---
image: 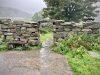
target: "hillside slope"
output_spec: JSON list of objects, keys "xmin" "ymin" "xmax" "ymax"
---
[{"xmin": 0, "ymin": 6, "xmax": 32, "ymax": 19}]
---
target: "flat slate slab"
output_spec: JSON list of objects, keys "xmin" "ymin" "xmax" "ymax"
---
[{"xmin": 88, "ymin": 51, "xmax": 100, "ymax": 59}]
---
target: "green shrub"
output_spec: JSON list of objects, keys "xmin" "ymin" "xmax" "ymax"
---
[
  {"xmin": 72, "ymin": 46, "xmax": 88, "ymax": 58},
  {"xmin": 51, "ymin": 32, "xmax": 100, "ymax": 56},
  {"xmin": 27, "ymin": 45, "xmax": 33, "ymax": 50},
  {"xmin": 32, "ymin": 42, "xmax": 42, "ymax": 50},
  {"xmin": 14, "ymin": 46, "xmax": 22, "ymax": 51},
  {"xmin": 0, "ymin": 45, "xmax": 7, "ymax": 51},
  {"xmin": 37, "ymin": 42, "xmax": 42, "ymax": 49},
  {"xmin": 51, "ymin": 42, "xmax": 70, "ymax": 55},
  {"xmin": 27, "ymin": 42, "xmax": 42, "ymax": 50}
]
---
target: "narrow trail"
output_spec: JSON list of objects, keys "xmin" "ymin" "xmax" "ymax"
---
[
  {"xmin": 0, "ymin": 37, "xmax": 72, "ymax": 75},
  {"xmin": 40, "ymin": 38, "xmax": 72, "ymax": 75}
]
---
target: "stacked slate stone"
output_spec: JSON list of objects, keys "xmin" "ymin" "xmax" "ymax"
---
[
  {"xmin": 0, "ymin": 19, "xmax": 12, "ymax": 41},
  {"xmin": 0, "ymin": 19, "xmax": 40, "ymax": 46},
  {"xmin": 38, "ymin": 20, "xmax": 53, "ymax": 29},
  {"xmin": 81, "ymin": 22, "xmax": 100, "ymax": 37},
  {"xmin": 53, "ymin": 20, "xmax": 100, "ymax": 43},
  {"xmin": 53, "ymin": 21, "xmax": 75, "ymax": 42},
  {"xmin": 23, "ymin": 21, "xmax": 40, "ymax": 46}
]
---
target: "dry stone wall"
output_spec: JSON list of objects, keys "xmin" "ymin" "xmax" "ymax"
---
[
  {"xmin": 53, "ymin": 21, "xmax": 100, "ymax": 42},
  {"xmin": 0, "ymin": 19, "xmax": 40, "ymax": 46},
  {"xmin": 38, "ymin": 20, "xmax": 53, "ymax": 29}
]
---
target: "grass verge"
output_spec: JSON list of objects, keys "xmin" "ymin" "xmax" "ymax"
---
[
  {"xmin": 51, "ymin": 31, "xmax": 100, "ymax": 75},
  {"xmin": 66, "ymin": 52, "xmax": 100, "ymax": 75},
  {"xmin": 40, "ymin": 32, "xmax": 53, "ymax": 42}
]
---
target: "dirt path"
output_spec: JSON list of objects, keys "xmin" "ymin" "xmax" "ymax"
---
[{"xmin": 0, "ymin": 38, "xmax": 72, "ymax": 75}]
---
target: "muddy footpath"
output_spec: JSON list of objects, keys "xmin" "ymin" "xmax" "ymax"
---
[{"xmin": 0, "ymin": 38, "xmax": 72, "ymax": 75}]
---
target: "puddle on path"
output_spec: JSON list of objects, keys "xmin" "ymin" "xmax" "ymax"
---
[{"xmin": 40, "ymin": 40, "xmax": 51, "ymax": 75}]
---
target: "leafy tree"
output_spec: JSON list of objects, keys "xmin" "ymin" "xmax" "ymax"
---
[
  {"xmin": 31, "ymin": 11, "xmax": 44, "ymax": 22},
  {"xmin": 43, "ymin": 0, "xmax": 100, "ymax": 22}
]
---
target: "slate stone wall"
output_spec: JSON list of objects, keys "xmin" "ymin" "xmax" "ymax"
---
[
  {"xmin": 38, "ymin": 20, "xmax": 53, "ymax": 29},
  {"xmin": 53, "ymin": 21, "xmax": 100, "ymax": 42},
  {"xmin": 0, "ymin": 19, "xmax": 40, "ymax": 46}
]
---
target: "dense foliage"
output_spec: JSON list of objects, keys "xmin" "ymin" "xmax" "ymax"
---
[
  {"xmin": 0, "ymin": 45, "xmax": 7, "ymax": 52},
  {"xmin": 0, "ymin": 39, "xmax": 9, "ymax": 52},
  {"xmin": 51, "ymin": 31, "xmax": 100, "ymax": 57},
  {"xmin": 43, "ymin": 0, "xmax": 99, "ymax": 22}
]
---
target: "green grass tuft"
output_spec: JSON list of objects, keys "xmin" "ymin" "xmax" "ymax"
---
[
  {"xmin": 40, "ymin": 32, "xmax": 53, "ymax": 42},
  {"xmin": 0, "ymin": 45, "xmax": 7, "ymax": 52},
  {"xmin": 27, "ymin": 43, "xmax": 42, "ymax": 50},
  {"xmin": 14, "ymin": 46, "xmax": 22, "ymax": 51},
  {"xmin": 66, "ymin": 52, "xmax": 100, "ymax": 75}
]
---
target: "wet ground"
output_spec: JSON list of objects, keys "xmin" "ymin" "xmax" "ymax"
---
[{"xmin": 0, "ymin": 38, "xmax": 72, "ymax": 75}]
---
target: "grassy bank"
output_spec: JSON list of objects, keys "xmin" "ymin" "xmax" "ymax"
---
[
  {"xmin": 40, "ymin": 32, "xmax": 53, "ymax": 42},
  {"xmin": 51, "ymin": 32, "xmax": 100, "ymax": 75},
  {"xmin": 66, "ymin": 52, "xmax": 100, "ymax": 75}
]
